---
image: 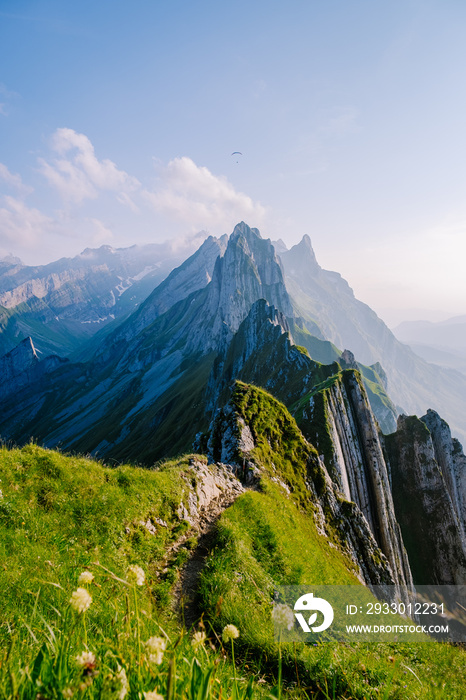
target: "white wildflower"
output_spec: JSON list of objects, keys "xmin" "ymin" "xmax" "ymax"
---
[
  {"xmin": 145, "ymin": 635, "xmax": 166, "ymax": 665},
  {"xmin": 115, "ymin": 665, "xmax": 129, "ymax": 700},
  {"xmin": 75, "ymin": 650, "xmax": 96, "ymax": 668},
  {"xmin": 78, "ymin": 570, "xmax": 94, "ymax": 585},
  {"xmin": 222, "ymin": 624, "xmax": 239, "ymax": 642},
  {"xmin": 191, "ymin": 630, "xmax": 206, "ymax": 647},
  {"xmin": 70, "ymin": 587, "xmax": 92, "ymax": 613},
  {"xmin": 143, "ymin": 692, "xmax": 164, "ymax": 700},
  {"xmin": 127, "ymin": 564, "xmax": 145, "ymax": 586},
  {"xmin": 272, "ymin": 603, "xmax": 295, "ymax": 630}
]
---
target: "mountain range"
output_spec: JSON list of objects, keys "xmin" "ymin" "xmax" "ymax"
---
[
  {"xmin": 0, "ymin": 241, "xmax": 188, "ymax": 359},
  {"xmin": 1, "ymin": 221, "xmax": 466, "ymax": 592}
]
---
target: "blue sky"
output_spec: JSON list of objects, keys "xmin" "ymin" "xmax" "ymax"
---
[{"xmin": 1, "ymin": 0, "xmax": 466, "ymax": 325}]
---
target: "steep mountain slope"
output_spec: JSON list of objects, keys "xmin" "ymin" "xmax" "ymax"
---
[
  {"xmin": 0, "ymin": 242, "xmax": 188, "ymax": 357},
  {"xmin": 73, "ymin": 233, "xmax": 228, "ymax": 362},
  {"xmin": 394, "ymin": 341, "xmax": 466, "ymax": 376},
  {"xmin": 280, "ymin": 236, "xmax": 466, "ymax": 444},
  {"xmin": 0, "ymin": 224, "xmax": 293, "ymax": 458},
  {"xmin": 205, "ymin": 381, "xmax": 412, "ymax": 592},
  {"xmin": 0, "ymin": 336, "xmax": 67, "ymax": 402},
  {"xmin": 3, "ymin": 223, "xmax": 466, "ymax": 697}
]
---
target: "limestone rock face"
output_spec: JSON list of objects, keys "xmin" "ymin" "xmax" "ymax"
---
[
  {"xmin": 421, "ymin": 409, "xmax": 466, "ymax": 540},
  {"xmin": 177, "ymin": 457, "xmax": 245, "ymax": 527},
  {"xmin": 206, "ymin": 298, "xmax": 299, "ymax": 411},
  {"xmin": 339, "ymin": 349, "xmax": 359, "ymax": 370},
  {"xmin": 384, "ymin": 414, "xmax": 466, "ymax": 585},
  {"xmin": 297, "ymin": 370, "xmax": 413, "ymax": 591},
  {"xmin": 109, "ymin": 234, "xmax": 228, "ymax": 342},
  {"xmin": 194, "ymin": 222, "xmax": 293, "ymax": 353},
  {"xmin": 206, "ymin": 404, "xmax": 259, "ymax": 484}
]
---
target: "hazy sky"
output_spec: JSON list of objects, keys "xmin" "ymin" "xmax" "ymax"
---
[{"xmin": 1, "ymin": 0, "xmax": 466, "ymax": 325}]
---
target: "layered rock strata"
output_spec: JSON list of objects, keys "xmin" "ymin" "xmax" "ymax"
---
[
  {"xmin": 204, "ymin": 385, "xmax": 413, "ymax": 596},
  {"xmin": 384, "ymin": 414, "xmax": 466, "ymax": 585}
]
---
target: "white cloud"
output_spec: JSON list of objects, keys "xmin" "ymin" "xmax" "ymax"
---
[
  {"xmin": 38, "ymin": 128, "xmax": 140, "ymax": 204},
  {"xmin": 0, "ymin": 195, "xmax": 54, "ymax": 246},
  {"xmin": 0, "ymin": 162, "xmax": 33, "ymax": 194},
  {"xmin": 143, "ymin": 156, "xmax": 266, "ymax": 231}
]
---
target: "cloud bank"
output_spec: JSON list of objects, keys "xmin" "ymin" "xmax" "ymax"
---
[
  {"xmin": 38, "ymin": 128, "xmax": 140, "ymax": 204},
  {"xmin": 144, "ymin": 156, "xmax": 266, "ymax": 231},
  {"xmin": 0, "ymin": 128, "xmax": 266, "ymax": 262}
]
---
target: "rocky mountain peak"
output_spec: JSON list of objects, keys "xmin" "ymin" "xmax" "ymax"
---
[
  {"xmin": 0, "ymin": 254, "xmax": 23, "ymax": 267},
  {"xmin": 203, "ymin": 223, "xmax": 293, "ymax": 351},
  {"xmin": 230, "ymin": 221, "xmax": 261, "ymax": 243},
  {"xmin": 339, "ymin": 349, "xmax": 358, "ymax": 369},
  {"xmin": 384, "ymin": 413, "xmax": 466, "ymax": 584},
  {"xmin": 80, "ymin": 244, "xmax": 116, "ymax": 258},
  {"xmin": 282, "ymin": 234, "xmax": 320, "ymax": 274}
]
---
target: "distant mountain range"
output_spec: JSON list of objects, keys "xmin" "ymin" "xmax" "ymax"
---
[
  {"xmin": 0, "ymin": 242, "xmax": 187, "ymax": 358},
  {"xmin": 393, "ymin": 316, "xmax": 466, "ymax": 376}
]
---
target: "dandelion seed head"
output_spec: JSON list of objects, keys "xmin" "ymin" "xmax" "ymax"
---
[
  {"xmin": 70, "ymin": 587, "xmax": 92, "ymax": 613},
  {"xmin": 127, "ymin": 564, "xmax": 145, "ymax": 586},
  {"xmin": 272, "ymin": 603, "xmax": 295, "ymax": 630},
  {"xmin": 78, "ymin": 570, "xmax": 94, "ymax": 585},
  {"xmin": 145, "ymin": 636, "xmax": 166, "ymax": 665},
  {"xmin": 222, "ymin": 624, "xmax": 239, "ymax": 642},
  {"xmin": 191, "ymin": 630, "xmax": 206, "ymax": 647}
]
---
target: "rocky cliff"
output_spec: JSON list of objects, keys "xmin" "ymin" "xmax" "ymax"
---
[
  {"xmin": 384, "ymin": 412, "xmax": 466, "ymax": 585},
  {"xmin": 290, "ymin": 370, "xmax": 413, "ymax": 591},
  {"xmin": 204, "ymin": 382, "xmax": 413, "ymax": 595}
]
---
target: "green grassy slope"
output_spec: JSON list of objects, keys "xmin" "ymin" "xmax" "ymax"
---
[
  {"xmin": 0, "ymin": 444, "xmax": 267, "ymax": 699},
  {"xmin": 1, "ymin": 438, "xmax": 464, "ymax": 698}
]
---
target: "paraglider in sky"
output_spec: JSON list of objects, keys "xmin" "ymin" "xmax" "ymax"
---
[{"xmin": 231, "ymin": 151, "xmax": 242, "ymax": 163}]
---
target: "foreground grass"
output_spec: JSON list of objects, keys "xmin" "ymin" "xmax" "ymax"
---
[
  {"xmin": 1, "ymin": 442, "xmax": 465, "ymax": 698},
  {"xmin": 0, "ymin": 444, "xmax": 266, "ymax": 698}
]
